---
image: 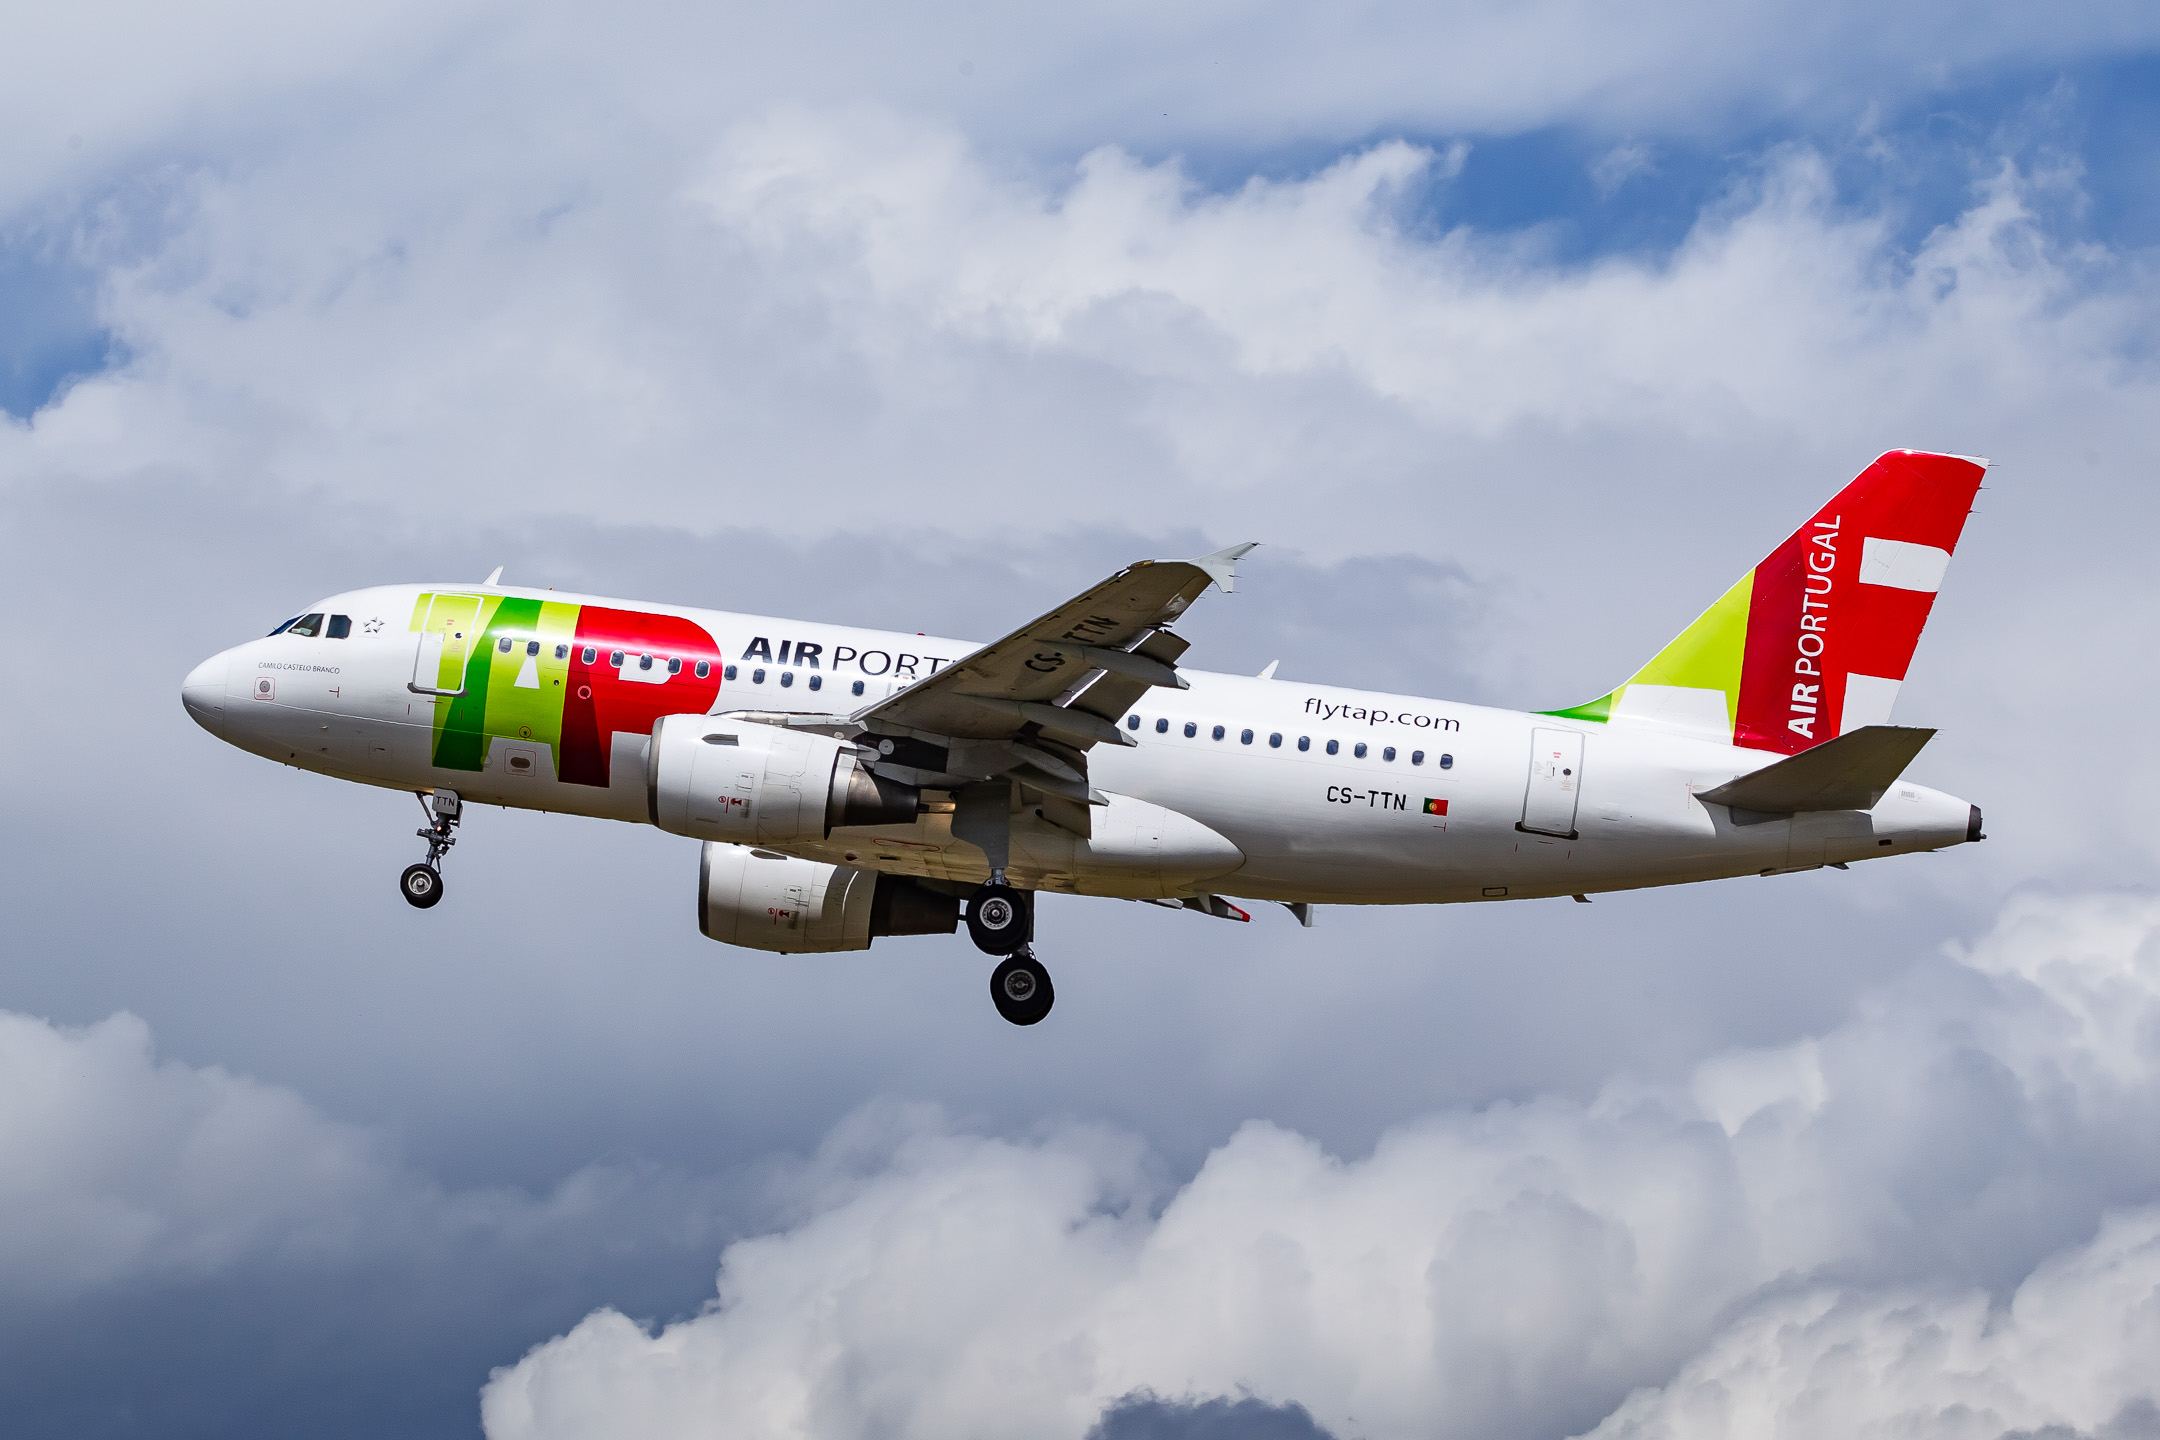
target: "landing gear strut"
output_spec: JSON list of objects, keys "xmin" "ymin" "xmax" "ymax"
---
[
  {"xmin": 401, "ymin": 790, "xmax": 461, "ymax": 909},
  {"xmin": 973, "ymin": 875, "xmax": 1052, "ymax": 1025}
]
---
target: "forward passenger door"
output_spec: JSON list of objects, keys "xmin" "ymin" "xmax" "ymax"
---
[{"xmin": 409, "ymin": 594, "xmax": 486, "ymax": 696}]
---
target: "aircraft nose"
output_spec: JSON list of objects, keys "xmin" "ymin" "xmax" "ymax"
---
[{"xmin": 182, "ymin": 652, "xmax": 230, "ymax": 737}]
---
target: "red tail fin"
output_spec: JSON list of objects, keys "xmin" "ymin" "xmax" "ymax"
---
[
  {"xmin": 1554, "ymin": 451, "xmax": 1987, "ymax": 753},
  {"xmin": 1735, "ymin": 451, "xmax": 1986, "ymax": 753}
]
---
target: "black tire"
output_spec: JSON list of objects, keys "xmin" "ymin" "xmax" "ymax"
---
[
  {"xmin": 400, "ymin": 863, "xmax": 444, "ymax": 909},
  {"xmin": 966, "ymin": 883, "xmax": 1031, "ymax": 955},
  {"xmin": 989, "ymin": 954, "xmax": 1054, "ymax": 1026}
]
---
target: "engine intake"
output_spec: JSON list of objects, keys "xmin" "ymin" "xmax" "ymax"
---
[
  {"xmin": 698, "ymin": 843, "xmax": 958, "ymax": 953},
  {"xmin": 648, "ymin": 715, "xmax": 921, "ymax": 843}
]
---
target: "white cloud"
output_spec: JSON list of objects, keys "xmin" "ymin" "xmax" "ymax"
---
[
  {"xmin": 0, "ymin": 1004, "xmax": 717, "ymax": 1306},
  {"xmin": 15, "ymin": 109, "xmax": 2153, "ymax": 568},
  {"xmin": 1591, "ymin": 142, "xmax": 1657, "ymax": 196},
  {"xmin": 1586, "ymin": 1209, "xmax": 2160, "ymax": 1440},
  {"xmin": 480, "ymin": 891, "xmax": 2160, "ymax": 1440},
  {"xmin": 0, "ymin": 1007, "xmax": 400, "ymax": 1298},
  {"xmin": 9, "ymin": 0, "xmax": 2160, "ymax": 217}
]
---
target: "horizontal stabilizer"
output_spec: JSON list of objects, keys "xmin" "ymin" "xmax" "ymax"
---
[{"xmin": 1697, "ymin": 725, "xmax": 1935, "ymax": 814}]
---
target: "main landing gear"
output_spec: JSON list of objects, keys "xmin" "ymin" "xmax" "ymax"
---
[
  {"xmin": 400, "ymin": 790, "xmax": 461, "ymax": 910},
  {"xmin": 970, "ymin": 876, "xmax": 1052, "ymax": 1026}
]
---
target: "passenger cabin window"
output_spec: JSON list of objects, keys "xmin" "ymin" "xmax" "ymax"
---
[
  {"xmin": 1268, "ymin": 733, "xmax": 1282, "ymax": 748},
  {"xmin": 808, "ymin": 674, "xmax": 821, "ymax": 691},
  {"xmin": 1156, "ymin": 718, "xmax": 1169, "ymax": 733},
  {"xmin": 1439, "ymin": 753, "xmax": 1454, "ymax": 769},
  {"xmin": 1382, "ymin": 746, "xmax": 1396, "ymax": 761},
  {"xmin": 668, "ymin": 657, "xmax": 682, "ymax": 674},
  {"xmin": 287, "ymin": 614, "xmax": 324, "ymax": 637},
  {"xmin": 1355, "ymin": 743, "xmax": 1368, "ymax": 758},
  {"xmin": 852, "ymin": 680, "xmax": 865, "ymax": 696},
  {"xmin": 1211, "ymin": 725, "xmax": 1226, "ymax": 741},
  {"xmin": 724, "ymin": 664, "xmax": 738, "ymax": 681},
  {"xmin": 780, "ymin": 670, "xmax": 794, "ymax": 687},
  {"xmin": 555, "ymin": 644, "xmax": 569, "ymax": 660},
  {"xmin": 1240, "ymin": 729, "xmax": 1254, "ymax": 744},
  {"xmin": 1412, "ymin": 750, "xmax": 1425, "ymax": 765},
  {"xmin": 753, "ymin": 668, "xmax": 766, "ymax": 684},
  {"xmin": 327, "ymin": 615, "xmax": 352, "ymax": 639},
  {"xmin": 638, "ymin": 654, "xmax": 654, "ymax": 671},
  {"xmin": 1297, "ymin": 736, "xmax": 1310, "ymax": 751},
  {"xmin": 581, "ymin": 646, "xmax": 597, "ymax": 664},
  {"xmin": 268, "ymin": 616, "xmax": 300, "ymax": 636},
  {"xmin": 1183, "ymin": 722, "xmax": 1197, "ymax": 738},
  {"xmin": 609, "ymin": 650, "xmax": 624, "ymax": 666},
  {"xmin": 1126, "ymin": 715, "xmax": 1141, "ymax": 730},
  {"xmin": 527, "ymin": 640, "xmax": 541, "ymax": 657},
  {"xmin": 498, "ymin": 637, "xmax": 513, "ymax": 653},
  {"xmin": 1326, "ymin": 739, "xmax": 1339, "ymax": 755},
  {"xmin": 695, "ymin": 660, "xmax": 710, "ymax": 679}
]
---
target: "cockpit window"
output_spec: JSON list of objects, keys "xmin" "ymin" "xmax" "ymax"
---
[
  {"xmin": 287, "ymin": 614, "xmax": 325, "ymax": 637},
  {"xmin": 267, "ymin": 616, "xmax": 300, "ymax": 636},
  {"xmin": 327, "ymin": 615, "xmax": 352, "ymax": 639}
]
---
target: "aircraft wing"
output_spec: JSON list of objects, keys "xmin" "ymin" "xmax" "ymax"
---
[{"xmin": 840, "ymin": 543, "xmax": 1255, "ymax": 823}]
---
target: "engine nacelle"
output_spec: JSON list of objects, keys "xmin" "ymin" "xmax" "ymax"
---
[
  {"xmin": 698, "ymin": 843, "xmax": 959, "ymax": 953},
  {"xmin": 647, "ymin": 714, "xmax": 920, "ymax": 843}
]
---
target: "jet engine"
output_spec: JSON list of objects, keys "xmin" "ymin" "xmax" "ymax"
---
[
  {"xmin": 648, "ymin": 714, "xmax": 920, "ymax": 844},
  {"xmin": 698, "ymin": 843, "xmax": 958, "ymax": 953}
]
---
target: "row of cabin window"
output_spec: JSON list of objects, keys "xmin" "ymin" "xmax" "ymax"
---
[
  {"xmin": 1124, "ymin": 713, "xmax": 1454, "ymax": 767},
  {"xmin": 719, "ymin": 663, "xmax": 864, "ymax": 695},
  {"xmin": 269, "ymin": 617, "xmax": 876, "ymax": 699},
  {"xmin": 272, "ymin": 613, "xmax": 352, "ymax": 638}
]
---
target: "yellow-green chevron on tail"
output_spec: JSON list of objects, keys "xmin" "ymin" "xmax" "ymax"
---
[{"xmin": 1547, "ymin": 572, "xmax": 1753, "ymax": 731}]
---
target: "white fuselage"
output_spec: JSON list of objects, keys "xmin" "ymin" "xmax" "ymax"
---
[{"xmin": 182, "ymin": 583, "xmax": 1978, "ymax": 906}]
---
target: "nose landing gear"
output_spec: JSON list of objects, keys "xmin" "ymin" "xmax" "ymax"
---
[
  {"xmin": 972, "ymin": 875, "xmax": 1052, "ymax": 1025},
  {"xmin": 401, "ymin": 790, "xmax": 461, "ymax": 910}
]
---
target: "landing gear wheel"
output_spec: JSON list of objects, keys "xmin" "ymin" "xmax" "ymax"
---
[
  {"xmin": 967, "ymin": 883, "xmax": 1031, "ymax": 955},
  {"xmin": 990, "ymin": 952, "xmax": 1054, "ymax": 1026},
  {"xmin": 402, "ymin": 790, "xmax": 461, "ymax": 911},
  {"xmin": 400, "ymin": 863, "xmax": 444, "ymax": 909}
]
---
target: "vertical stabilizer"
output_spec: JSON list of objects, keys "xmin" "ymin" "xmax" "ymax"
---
[{"xmin": 1549, "ymin": 451, "xmax": 1986, "ymax": 753}]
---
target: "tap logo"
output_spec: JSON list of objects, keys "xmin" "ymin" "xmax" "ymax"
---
[{"xmin": 410, "ymin": 593, "xmax": 724, "ymax": 786}]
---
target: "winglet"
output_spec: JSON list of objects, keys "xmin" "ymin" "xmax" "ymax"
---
[
  {"xmin": 484, "ymin": 566, "xmax": 504, "ymax": 586},
  {"xmin": 1191, "ymin": 542, "xmax": 1259, "ymax": 594},
  {"xmin": 1257, "ymin": 659, "xmax": 1280, "ymax": 680}
]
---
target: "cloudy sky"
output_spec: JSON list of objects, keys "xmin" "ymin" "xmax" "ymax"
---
[{"xmin": 4, "ymin": 3, "xmax": 2160, "ymax": 1436}]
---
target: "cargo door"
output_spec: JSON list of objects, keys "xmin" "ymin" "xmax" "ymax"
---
[
  {"xmin": 1520, "ymin": 728, "xmax": 1585, "ymax": 838},
  {"xmin": 410, "ymin": 593, "xmax": 486, "ymax": 696}
]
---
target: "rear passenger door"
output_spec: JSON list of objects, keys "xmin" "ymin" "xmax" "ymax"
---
[{"xmin": 1520, "ymin": 727, "xmax": 1584, "ymax": 838}]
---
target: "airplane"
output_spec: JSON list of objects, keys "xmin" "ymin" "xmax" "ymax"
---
[{"xmin": 181, "ymin": 451, "xmax": 1987, "ymax": 1025}]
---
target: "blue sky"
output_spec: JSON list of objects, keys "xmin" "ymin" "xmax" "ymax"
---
[{"xmin": 5, "ymin": 5, "xmax": 2160, "ymax": 1438}]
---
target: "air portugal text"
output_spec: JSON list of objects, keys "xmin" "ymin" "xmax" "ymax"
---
[{"xmin": 1789, "ymin": 514, "xmax": 1837, "ymax": 740}]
